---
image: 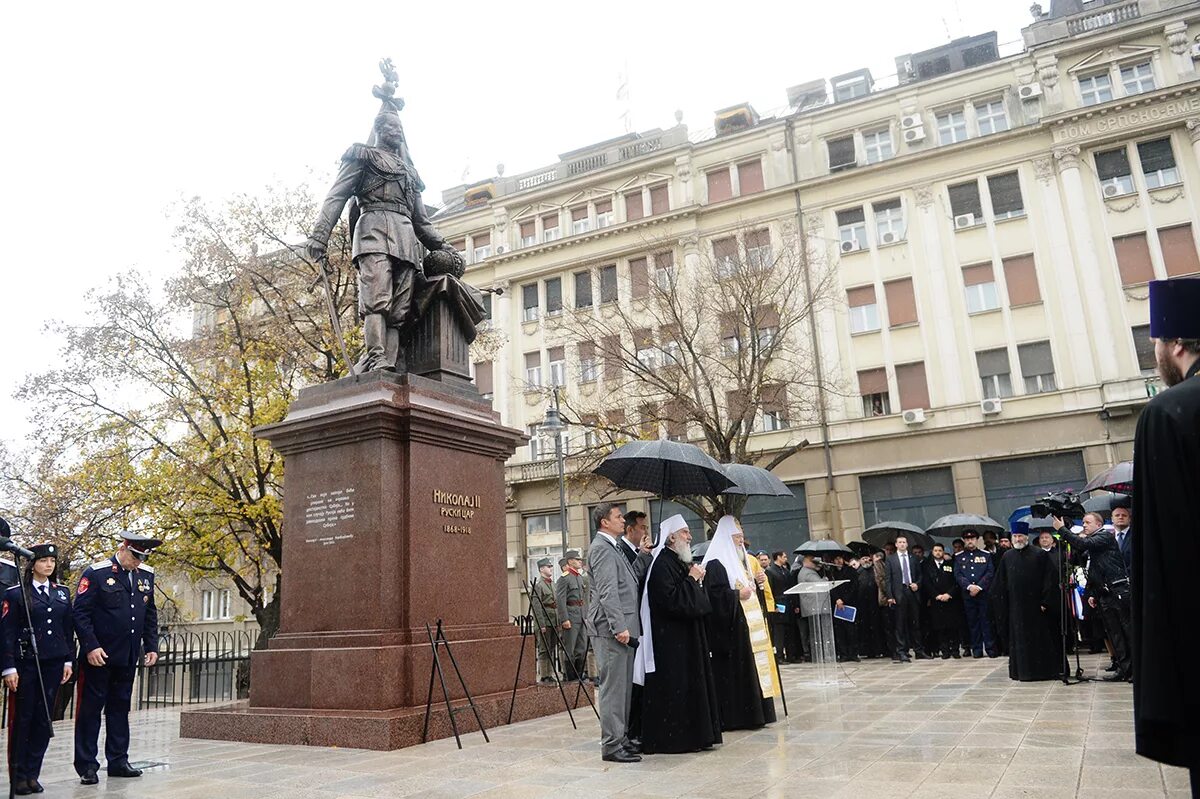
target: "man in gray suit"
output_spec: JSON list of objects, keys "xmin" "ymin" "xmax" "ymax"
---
[{"xmin": 585, "ymin": 503, "xmax": 642, "ymax": 763}]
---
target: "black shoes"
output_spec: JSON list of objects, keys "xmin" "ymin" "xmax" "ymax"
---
[
  {"xmin": 1104, "ymin": 663, "xmax": 1119, "ymax": 673},
  {"xmin": 108, "ymin": 763, "xmax": 143, "ymax": 778},
  {"xmin": 14, "ymin": 780, "xmax": 35, "ymax": 796},
  {"xmin": 951, "ymin": 651, "xmax": 962, "ymax": 659},
  {"xmin": 1102, "ymin": 672, "xmax": 1131, "ymax": 682},
  {"xmin": 602, "ymin": 749, "xmax": 642, "ymax": 763},
  {"xmin": 79, "ymin": 769, "xmax": 99, "ymax": 785},
  {"xmin": 625, "ymin": 739, "xmax": 643, "ymax": 755}
]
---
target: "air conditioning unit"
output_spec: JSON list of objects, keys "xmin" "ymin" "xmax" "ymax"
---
[
  {"xmin": 903, "ymin": 126, "xmax": 926, "ymax": 144},
  {"xmin": 901, "ymin": 114, "xmax": 923, "ymax": 129},
  {"xmin": 1101, "ymin": 180, "xmax": 1131, "ymax": 198},
  {"xmin": 840, "ymin": 239, "xmax": 861, "ymax": 254},
  {"xmin": 1018, "ymin": 83, "xmax": 1043, "ymax": 100},
  {"xmin": 1190, "ymin": 42, "xmax": 1200, "ymax": 59},
  {"xmin": 954, "ymin": 213, "xmax": 977, "ymax": 229},
  {"xmin": 880, "ymin": 231, "xmax": 899, "ymax": 245},
  {"xmin": 981, "ymin": 397, "xmax": 1003, "ymax": 416},
  {"xmin": 902, "ymin": 408, "xmax": 926, "ymax": 425}
]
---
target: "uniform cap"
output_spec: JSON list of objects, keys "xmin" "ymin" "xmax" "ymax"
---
[
  {"xmin": 121, "ymin": 531, "xmax": 163, "ymax": 557},
  {"xmin": 1149, "ymin": 278, "xmax": 1200, "ymax": 339},
  {"xmin": 564, "ymin": 549, "xmax": 581, "ymax": 560},
  {"xmin": 536, "ymin": 557, "xmax": 553, "ymax": 568},
  {"xmin": 30, "ymin": 542, "xmax": 58, "ymax": 561},
  {"xmin": 961, "ymin": 530, "xmax": 979, "ymax": 539}
]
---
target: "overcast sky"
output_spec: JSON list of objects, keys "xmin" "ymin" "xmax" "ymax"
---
[{"xmin": 0, "ymin": 1, "xmax": 1033, "ymax": 446}]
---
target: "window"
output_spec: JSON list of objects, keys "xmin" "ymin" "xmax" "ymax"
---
[
  {"xmin": 740, "ymin": 484, "xmax": 810, "ymax": 553},
  {"xmin": 861, "ymin": 467, "xmax": 956, "ymax": 530},
  {"xmin": 219, "ymin": 589, "xmax": 232, "ymax": 619},
  {"xmin": 981, "ymin": 452, "xmax": 1086, "ymax": 524},
  {"xmin": 581, "ymin": 413, "xmax": 600, "ymax": 448},
  {"xmin": 761, "ymin": 384, "xmax": 788, "ymax": 431},
  {"xmin": 595, "ymin": 199, "xmax": 614, "ymax": 229},
  {"xmin": 884, "ymin": 278, "xmax": 918, "ymax": 327},
  {"xmin": 630, "ymin": 257, "xmax": 649, "ymax": 300},
  {"xmin": 753, "ymin": 305, "xmax": 778, "ymax": 348},
  {"xmin": 1095, "ymin": 147, "xmax": 1134, "ymax": 196},
  {"xmin": 625, "ymin": 191, "xmax": 645, "ymax": 222},
  {"xmin": 976, "ymin": 348, "xmax": 1014, "ymax": 399},
  {"xmin": 524, "ymin": 352, "xmax": 542, "ymax": 388},
  {"xmin": 936, "ymin": 110, "xmax": 969, "ymax": 145},
  {"xmin": 1113, "ymin": 233, "xmax": 1155, "ymax": 285},
  {"xmin": 895, "ymin": 361, "xmax": 931, "ymax": 410},
  {"xmin": 525, "ymin": 513, "xmax": 564, "ymax": 540},
  {"xmin": 521, "ymin": 283, "xmax": 539, "ymax": 322},
  {"xmin": 720, "ymin": 313, "xmax": 740, "ymax": 356},
  {"xmin": 948, "ymin": 180, "xmax": 983, "ymax": 222},
  {"xmin": 1159, "ymin": 225, "xmax": 1200, "ymax": 277},
  {"xmin": 201, "ymin": 590, "xmax": 215, "ymax": 621},
  {"xmin": 1131, "ymin": 325, "xmax": 1156, "ymax": 373},
  {"xmin": 863, "ymin": 128, "xmax": 894, "ymax": 164},
  {"xmin": 481, "ymin": 293, "xmax": 492, "ymax": 321},
  {"xmin": 542, "ymin": 213, "xmax": 560, "ymax": 242},
  {"xmin": 975, "ymin": 99, "xmax": 1009, "ymax": 135},
  {"xmin": 833, "ymin": 74, "xmax": 870, "ymax": 102},
  {"xmin": 634, "ymin": 328, "xmax": 658, "ymax": 370},
  {"xmin": 574, "ymin": 271, "xmax": 593, "ymax": 308},
  {"xmin": 737, "ymin": 160, "xmax": 764, "ymax": 194},
  {"xmin": 827, "ymin": 135, "xmax": 856, "ymax": 171},
  {"xmin": 1002, "ymin": 255, "xmax": 1041, "ymax": 306},
  {"xmin": 847, "ymin": 285, "xmax": 880, "ymax": 334},
  {"xmin": 519, "ymin": 220, "xmax": 536, "ymax": 248},
  {"xmin": 653, "ymin": 251, "xmax": 675, "ymax": 290},
  {"xmin": 1018, "ymin": 341, "xmax": 1057, "ymax": 393},
  {"xmin": 713, "ymin": 237, "xmax": 738, "ymax": 278},
  {"xmin": 448, "ymin": 239, "xmax": 466, "ymax": 259},
  {"xmin": 660, "ymin": 324, "xmax": 682, "ymax": 366},
  {"xmin": 473, "ymin": 360, "xmax": 494, "ymax": 401},
  {"xmin": 638, "ymin": 403, "xmax": 659, "ymax": 439},
  {"xmin": 1138, "ymin": 139, "xmax": 1179, "ymax": 188},
  {"xmin": 837, "ymin": 207, "xmax": 868, "ymax": 251},
  {"xmin": 1121, "ymin": 61, "xmax": 1155, "ymax": 95},
  {"xmin": 1079, "ymin": 72, "xmax": 1113, "ymax": 106},
  {"xmin": 472, "ymin": 232, "xmax": 491, "ymax": 262},
  {"xmin": 571, "ymin": 205, "xmax": 591, "ymax": 235},
  {"xmin": 707, "ymin": 168, "xmax": 733, "ymax": 203},
  {"xmin": 578, "ymin": 342, "xmax": 598, "ymax": 382},
  {"xmin": 858, "ymin": 368, "xmax": 891, "ymax": 416},
  {"xmin": 987, "ymin": 172, "xmax": 1024, "ymax": 219},
  {"xmin": 547, "ymin": 346, "xmax": 566, "ymax": 387},
  {"xmin": 873, "ymin": 198, "xmax": 905, "ymax": 244},
  {"xmin": 649, "ymin": 183, "xmax": 670, "ymax": 215},
  {"xmin": 545, "ymin": 277, "xmax": 562, "ymax": 316},
  {"xmin": 963, "ymin": 263, "xmax": 1000, "ymax": 313},
  {"xmin": 745, "ymin": 230, "xmax": 772, "ymax": 270},
  {"xmin": 599, "ymin": 265, "xmax": 618, "ymax": 303}
]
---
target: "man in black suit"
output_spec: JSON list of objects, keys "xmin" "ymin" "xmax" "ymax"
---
[
  {"xmin": 882, "ymin": 534, "xmax": 927, "ymax": 662},
  {"xmin": 1111, "ymin": 504, "xmax": 1133, "ymax": 576},
  {"xmin": 765, "ymin": 551, "xmax": 799, "ymax": 663}
]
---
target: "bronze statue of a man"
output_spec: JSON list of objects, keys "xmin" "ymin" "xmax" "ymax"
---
[{"xmin": 306, "ymin": 106, "xmax": 460, "ymax": 374}]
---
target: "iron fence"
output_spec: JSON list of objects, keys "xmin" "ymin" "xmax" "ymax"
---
[{"xmin": 1, "ymin": 630, "xmax": 258, "ymax": 726}]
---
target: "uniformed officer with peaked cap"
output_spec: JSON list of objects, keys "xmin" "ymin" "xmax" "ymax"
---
[{"xmin": 72, "ymin": 532, "xmax": 162, "ymax": 785}]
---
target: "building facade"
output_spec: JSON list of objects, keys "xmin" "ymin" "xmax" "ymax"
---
[{"xmin": 431, "ymin": 0, "xmax": 1200, "ymax": 616}]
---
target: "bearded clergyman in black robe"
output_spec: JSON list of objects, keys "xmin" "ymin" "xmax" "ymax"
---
[
  {"xmin": 632, "ymin": 515, "xmax": 721, "ymax": 754},
  {"xmin": 993, "ymin": 531, "xmax": 1060, "ymax": 681},
  {"xmin": 1132, "ymin": 278, "xmax": 1200, "ymax": 792}
]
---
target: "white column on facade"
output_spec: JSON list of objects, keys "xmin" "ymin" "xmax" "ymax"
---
[
  {"xmin": 641, "ymin": 184, "xmax": 653, "ymax": 215},
  {"xmin": 913, "ymin": 184, "xmax": 966, "ymax": 405},
  {"xmin": 494, "ymin": 279, "xmax": 513, "ymax": 428},
  {"xmin": 674, "ymin": 154, "xmax": 694, "ymax": 207},
  {"xmin": 1054, "ymin": 145, "xmax": 1120, "ymax": 382}
]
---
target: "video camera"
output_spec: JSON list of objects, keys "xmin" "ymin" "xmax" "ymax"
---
[{"xmin": 1030, "ymin": 490, "xmax": 1085, "ymax": 521}]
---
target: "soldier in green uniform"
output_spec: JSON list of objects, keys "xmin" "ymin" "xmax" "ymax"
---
[
  {"xmin": 530, "ymin": 557, "xmax": 559, "ymax": 684},
  {"xmin": 555, "ymin": 550, "xmax": 589, "ymax": 681}
]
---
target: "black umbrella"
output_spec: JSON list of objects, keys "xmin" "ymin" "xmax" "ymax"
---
[
  {"xmin": 794, "ymin": 539, "xmax": 854, "ymax": 559},
  {"xmin": 862, "ymin": 521, "xmax": 934, "ymax": 552},
  {"xmin": 1083, "ymin": 493, "xmax": 1132, "ymax": 515},
  {"xmin": 846, "ymin": 541, "xmax": 881, "ymax": 558},
  {"xmin": 926, "ymin": 513, "xmax": 1005, "ymax": 539},
  {"xmin": 720, "ymin": 464, "xmax": 795, "ymax": 497},
  {"xmin": 1015, "ymin": 514, "xmax": 1055, "ymax": 533},
  {"xmin": 1083, "ymin": 461, "xmax": 1133, "ymax": 494},
  {"xmin": 593, "ymin": 439, "xmax": 734, "ymax": 498}
]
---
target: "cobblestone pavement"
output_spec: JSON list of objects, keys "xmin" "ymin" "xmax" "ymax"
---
[{"xmin": 6, "ymin": 652, "xmax": 1192, "ymax": 798}]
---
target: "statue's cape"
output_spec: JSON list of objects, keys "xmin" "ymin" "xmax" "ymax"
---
[{"xmin": 389, "ymin": 273, "xmax": 486, "ymax": 345}]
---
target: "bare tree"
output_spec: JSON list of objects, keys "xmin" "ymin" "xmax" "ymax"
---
[{"xmin": 549, "ymin": 220, "xmax": 839, "ymax": 532}]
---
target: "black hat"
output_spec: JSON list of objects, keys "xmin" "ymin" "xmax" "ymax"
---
[
  {"xmin": 564, "ymin": 549, "xmax": 581, "ymax": 560},
  {"xmin": 536, "ymin": 557, "xmax": 553, "ymax": 568},
  {"xmin": 121, "ymin": 531, "xmax": 163, "ymax": 558},
  {"xmin": 30, "ymin": 542, "xmax": 58, "ymax": 561},
  {"xmin": 961, "ymin": 530, "xmax": 979, "ymax": 539},
  {"xmin": 1149, "ymin": 278, "xmax": 1200, "ymax": 339},
  {"xmin": 998, "ymin": 531, "xmax": 1011, "ymax": 540}
]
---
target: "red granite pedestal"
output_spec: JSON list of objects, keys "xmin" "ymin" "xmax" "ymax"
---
[{"xmin": 180, "ymin": 370, "xmax": 580, "ymax": 750}]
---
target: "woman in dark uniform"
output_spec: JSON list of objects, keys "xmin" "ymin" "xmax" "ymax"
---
[{"xmin": 3, "ymin": 542, "xmax": 75, "ymax": 795}]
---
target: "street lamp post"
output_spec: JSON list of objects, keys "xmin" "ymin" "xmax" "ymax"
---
[{"xmin": 539, "ymin": 389, "xmax": 569, "ymax": 560}]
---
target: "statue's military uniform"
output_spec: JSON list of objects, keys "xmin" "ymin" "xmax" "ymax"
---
[
  {"xmin": 309, "ymin": 143, "xmax": 449, "ymax": 370},
  {"xmin": 530, "ymin": 566, "xmax": 559, "ymax": 681},
  {"xmin": 554, "ymin": 567, "xmax": 589, "ymax": 681}
]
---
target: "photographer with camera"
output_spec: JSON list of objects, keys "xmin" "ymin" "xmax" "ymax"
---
[{"xmin": 1051, "ymin": 512, "xmax": 1131, "ymax": 682}]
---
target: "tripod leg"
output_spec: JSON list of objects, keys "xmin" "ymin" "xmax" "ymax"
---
[{"xmin": 507, "ymin": 615, "xmax": 529, "ymax": 726}]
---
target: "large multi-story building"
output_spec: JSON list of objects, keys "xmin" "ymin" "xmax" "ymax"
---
[{"xmin": 432, "ymin": 0, "xmax": 1200, "ymax": 615}]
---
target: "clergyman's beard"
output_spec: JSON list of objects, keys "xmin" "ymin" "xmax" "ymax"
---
[
  {"xmin": 672, "ymin": 539, "xmax": 693, "ymax": 564},
  {"xmin": 1012, "ymin": 539, "xmax": 1028, "ymax": 550},
  {"xmin": 1157, "ymin": 348, "xmax": 1185, "ymax": 387}
]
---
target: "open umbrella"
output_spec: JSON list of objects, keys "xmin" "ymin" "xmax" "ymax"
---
[
  {"xmin": 593, "ymin": 439, "xmax": 734, "ymax": 497},
  {"xmin": 926, "ymin": 513, "xmax": 1005, "ymax": 539},
  {"xmin": 1083, "ymin": 492, "xmax": 1131, "ymax": 516},
  {"xmin": 846, "ymin": 541, "xmax": 881, "ymax": 558},
  {"xmin": 862, "ymin": 521, "xmax": 934, "ymax": 552},
  {"xmin": 1083, "ymin": 461, "xmax": 1133, "ymax": 494},
  {"xmin": 720, "ymin": 463, "xmax": 794, "ymax": 497},
  {"xmin": 794, "ymin": 539, "xmax": 853, "ymax": 559},
  {"xmin": 1013, "ymin": 514, "xmax": 1055, "ymax": 535}
]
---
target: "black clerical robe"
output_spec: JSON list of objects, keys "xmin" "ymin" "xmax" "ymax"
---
[
  {"xmin": 993, "ymin": 546, "xmax": 1060, "ymax": 681},
  {"xmin": 1132, "ymin": 360, "xmax": 1200, "ymax": 769},
  {"xmin": 703, "ymin": 560, "xmax": 776, "ymax": 731},
  {"xmin": 640, "ymin": 550, "xmax": 722, "ymax": 754}
]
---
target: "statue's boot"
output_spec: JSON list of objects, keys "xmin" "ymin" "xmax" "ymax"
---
[
  {"xmin": 385, "ymin": 325, "xmax": 407, "ymax": 374},
  {"xmin": 355, "ymin": 313, "xmax": 394, "ymax": 373}
]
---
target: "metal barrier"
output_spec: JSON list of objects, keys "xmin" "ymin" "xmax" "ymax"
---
[{"xmin": 1, "ymin": 630, "xmax": 259, "ymax": 725}]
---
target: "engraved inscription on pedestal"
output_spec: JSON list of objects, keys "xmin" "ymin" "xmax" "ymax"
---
[
  {"xmin": 303, "ymin": 487, "xmax": 358, "ymax": 546},
  {"xmin": 433, "ymin": 488, "xmax": 479, "ymax": 535}
]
